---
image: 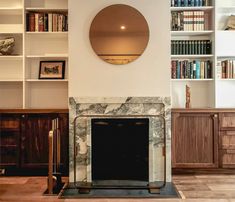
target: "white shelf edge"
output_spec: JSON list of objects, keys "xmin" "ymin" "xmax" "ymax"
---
[
  {"xmin": 171, "ymin": 31, "xmax": 214, "ymax": 35},
  {"xmin": 26, "ymin": 55, "xmax": 68, "ymax": 58},
  {"xmin": 171, "ymin": 79, "xmax": 214, "ymax": 81},
  {"xmin": 26, "ymin": 79, "xmax": 68, "ymax": 82},
  {"xmin": 25, "ymin": 8, "xmax": 68, "ymax": 11},
  {"xmin": 0, "ymin": 79, "xmax": 23, "ymax": 82},
  {"xmin": 0, "ymin": 55, "xmax": 23, "ymax": 60},
  {"xmin": 26, "ymin": 31, "xmax": 68, "ymax": 34},
  {"xmin": 0, "ymin": 31, "xmax": 23, "ymax": 34},
  {"xmin": 0, "ymin": 7, "xmax": 23, "ymax": 9},
  {"xmin": 217, "ymin": 6, "xmax": 235, "ymax": 9},
  {"xmin": 217, "ymin": 30, "xmax": 235, "ymax": 33},
  {"xmin": 171, "ymin": 55, "xmax": 214, "ymax": 58},
  {"xmin": 170, "ymin": 6, "xmax": 214, "ymax": 11},
  {"xmin": 217, "ymin": 79, "xmax": 235, "ymax": 81},
  {"xmin": 217, "ymin": 56, "xmax": 235, "ymax": 58}
]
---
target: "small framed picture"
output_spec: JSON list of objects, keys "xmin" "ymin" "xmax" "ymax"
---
[{"xmin": 39, "ymin": 61, "xmax": 65, "ymax": 79}]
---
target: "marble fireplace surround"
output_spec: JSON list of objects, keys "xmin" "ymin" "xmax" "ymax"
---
[{"xmin": 69, "ymin": 97, "xmax": 171, "ymax": 183}]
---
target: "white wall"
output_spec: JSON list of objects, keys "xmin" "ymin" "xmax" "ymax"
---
[{"xmin": 69, "ymin": 0, "xmax": 170, "ymax": 97}]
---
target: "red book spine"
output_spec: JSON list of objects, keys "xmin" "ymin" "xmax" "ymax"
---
[{"xmin": 29, "ymin": 13, "xmax": 35, "ymax": 32}]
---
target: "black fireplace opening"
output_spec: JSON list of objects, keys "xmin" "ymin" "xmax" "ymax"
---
[{"xmin": 91, "ymin": 118, "xmax": 149, "ymax": 182}]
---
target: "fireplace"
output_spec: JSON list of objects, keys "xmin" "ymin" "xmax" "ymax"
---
[
  {"xmin": 91, "ymin": 118, "xmax": 149, "ymax": 182},
  {"xmin": 69, "ymin": 97, "xmax": 172, "ymax": 193}
]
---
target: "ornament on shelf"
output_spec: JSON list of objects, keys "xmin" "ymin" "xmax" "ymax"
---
[
  {"xmin": 185, "ymin": 85, "xmax": 191, "ymax": 108},
  {"xmin": 0, "ymin": 37, "xmax": 15, "ymax": 55},
  {"xmin": 225, "ymin": 15, "xmax": 235, "ymax": 30}
]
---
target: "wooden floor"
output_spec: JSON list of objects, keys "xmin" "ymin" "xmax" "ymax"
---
[{"xmin": 1, "ymin": 175, "xmax": 235, "ymax": 201}]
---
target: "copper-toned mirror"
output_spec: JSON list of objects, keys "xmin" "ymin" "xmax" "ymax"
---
[{"xmin": 89, "ymin": 4, "xmax": 149, "ymax": 65}]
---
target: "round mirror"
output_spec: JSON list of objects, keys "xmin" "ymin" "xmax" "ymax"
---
[{"xmin": 89, "ymin": 4, "xmax": 149, "ymax": 65}]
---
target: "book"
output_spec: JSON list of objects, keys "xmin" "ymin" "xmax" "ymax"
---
[
  {"xmin": 38, "ymin": 13, "xmax": 44, "ymax": 32},
  {"xmin": 29, "ymin": 13, "xmax": 35, "ymax": 32},
  {"xmin": 216, "ymin": 61, "xmax": 222, "ymax": 79},
  {"xmin": 44, "ymin": 13, "xmax": 48, "ymax": 32},
  {"xmin": 221, "ymin": 61, "xmax": 226, "ymax": 78},
  {"xmin": 172, "ymin": 61, "xmax": 177, "ymax": 79},
  {"xmin": 52, "ymin": 14, "xmax": 58, "ymax": 32},
  {"xmin": 35, "ymin": 13, "xmax": 39, "ymax": 32},
  {"xmin": 200, "ymin": 61, "xmax": 205, "ymax": 78},
  {"xmin": 48, "ymin": 13, "xmax": 53, "ymax": 32},
  {"xmin": 195, "ymin": 60, "xmax": 201, "ymax": 79}
]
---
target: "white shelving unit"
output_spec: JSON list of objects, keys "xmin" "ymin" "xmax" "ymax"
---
[
  {"xmin": 0, "ymin": 0, "xmax": 68, "ymax": 109},
  {"xmin": 215, "ymin": 0, "xmax": 235, "ymax": 108},
  {"xmin": 0, "ymin": 0, "xmax": 24, "ymax": 108},
  {"xmin": 172, "ymin": 0, "xmax": 235, "ymax": 108},
  {"xmin": 171, "ymin": 1, "xmax": 216, "ymax": 108}
]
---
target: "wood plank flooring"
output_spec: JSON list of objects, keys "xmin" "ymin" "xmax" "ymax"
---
[{"xmin": 0, "ymin": 174, "xmax": 235, "ymax": 201}]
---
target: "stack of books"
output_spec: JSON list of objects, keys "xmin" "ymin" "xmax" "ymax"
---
[
  {"xmin": 26, "ymin": 12, "xmax": 68, "ymax": 32},
  {"xmin": 171, "ymin": 40, "xmax": 212, "ymax": 55},
  {"xmin": 171, "ymin": 11, "xmax": 206, "ymax": 31},
  {"xmin": 217, "ymin": 60, "xmax": 235, "ymax": 79},
  {"xmin": 171, "ymin": 60, "xmax": 212, "ymax": 79},
  {"xmin": 171, "ymin": 0, "xmax": 210, "ymax": 7}
]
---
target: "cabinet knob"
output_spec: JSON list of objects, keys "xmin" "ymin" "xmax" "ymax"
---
[
  {"xmin": 214, "ymin": 114, "xmax": 218, "ymax": 118},
  {"xmin": 21, "ymin": 115, "xmax": 25, "ymax": 118}
]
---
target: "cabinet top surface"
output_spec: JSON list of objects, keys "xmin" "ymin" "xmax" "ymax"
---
[
  {"xmin": 0, "ymin": 109, "xmax": 69, "ymax": 114},
  {"xmin": 172, "ymin": 108, "xmax": 235, "ymax": 113}
]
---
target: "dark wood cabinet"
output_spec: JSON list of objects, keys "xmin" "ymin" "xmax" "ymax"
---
[
  {"xmin": 0, "ymin": 111, "xmax": 69, "ymax": 175},
  {"xmin": 0, "ymin": 114, "xmax": 21, "ymax": 167},
  {"xmin": 172, "ymin": 112, "xmax": 219, "ymax": 168}
]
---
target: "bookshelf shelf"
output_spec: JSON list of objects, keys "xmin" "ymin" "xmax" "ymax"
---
[
  {"xmin": 170, "ymin": 6, "xmax": 214, "ymax": 11},
  {"xmin": 26, "ymin": 79, "xmax": 68, "ymax": 82},
  {"xmin": 171, "ymin": 55, "xmax": 214, "ymax": 58},
  {"xmin": 171, "ymin": 79, "xmax": 214, "ymax": 81},
  {"xmin": 217, "ymin": 6, "xmax": 235, "ymax": 10},
  {"xmin": 217, "ymin": 79, "xmax": 235, "ymax": 81},
  {"xmin": 25, "ymin": 8, "xmax": 68, "ymax": 12},
  {"xmin": 0, "ymin": 56, "xmax": 23, "ymax": 60},
  {"xmin": 26, "ymin": 32, "xmax": 68, "ymax": 35},
  {"xmin": 0, "ymin": 0, "xmax": 68, "ymax": 109},
  {"xmin": 0, "ymin": 79, "xmax": 23, "ymax": 82},
  {"xmin": 171, "ymin": 31, "xmax": 214, "ymax": 36},
  {"xmin": 171, "ymin": 1, "xmax": 216, "ymax": 108},
  {"xmin": 26, "ymin": 54, "xmax": 68, "ymax": 58}
]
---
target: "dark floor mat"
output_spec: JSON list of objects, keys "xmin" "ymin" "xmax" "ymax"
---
[{"xmin": 59, "ymin": 182, "xmax": 180, "ymax": 198}]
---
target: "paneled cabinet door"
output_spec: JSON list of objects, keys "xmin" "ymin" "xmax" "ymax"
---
[
  {"xmin": 172, "ymin": 112, "xmax": 219, "ymax": 168},
  {"xmin": 0, "ymin": 114, "xmax": 21, "ymax": 167},
  {"xmin": 20, "ymin": 113, "xmax": 68, "ymax": 173}
]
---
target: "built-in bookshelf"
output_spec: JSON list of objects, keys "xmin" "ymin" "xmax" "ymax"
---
[
  {"xmin": 0, "ymin": 0, "xmax": 23, "ymax": 108},
  {"xmin": 215, "ymin": 0, "xmax": 235, "ymax": 108},
  {"xmin": 171, "ymin": 0, "xmax": 215, "ymax": 108},
  {"xmin": 0, "ymin": 0, "xmax": 68, "ymax": 109},
  {"xmin": 172, "ymin": 0, "xmax": 235, "ymax": 108}
]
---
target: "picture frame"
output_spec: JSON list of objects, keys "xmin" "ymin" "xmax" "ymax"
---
[{"xmin": 39, "ymin": 61, "xmax": 65, "ymax": 79}]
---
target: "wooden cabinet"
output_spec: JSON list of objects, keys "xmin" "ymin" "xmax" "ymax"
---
[
  {"xmin": 219, "ymin": 113, "xmax": 235, "ymax": 168},
  {"xmin": 0, "ymin": 111, "xmax": 69, "ymax": 174},
  {"xmin": 0, "ymin": 114, "xmax": 21, "ymax": 167},
  {"xmin": 172, "ymin": 112, "xmax": 219, "ymax": 168}
]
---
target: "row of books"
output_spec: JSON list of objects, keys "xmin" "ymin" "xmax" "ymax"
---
[
  {"xmin": 217, "ymin": 60, "xmax": 235, "ymax": 79},
  {"xmin": 171, "ymin": 11, "xmax": 206, "ymax": 31},
  {"xmin": 26, "ymin": 12, "xmax": 68, "ymax": 32},
  {"xmin": 171, "ymin": 60, "xmax": 212, "ymax": 79},
  {"xmin": 171, "ymin": 0, "xmax": 210, "ymax": 7},
  {"xmin": 171, "ymin": 40, "xmax": 212, "ymax": 55}
]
